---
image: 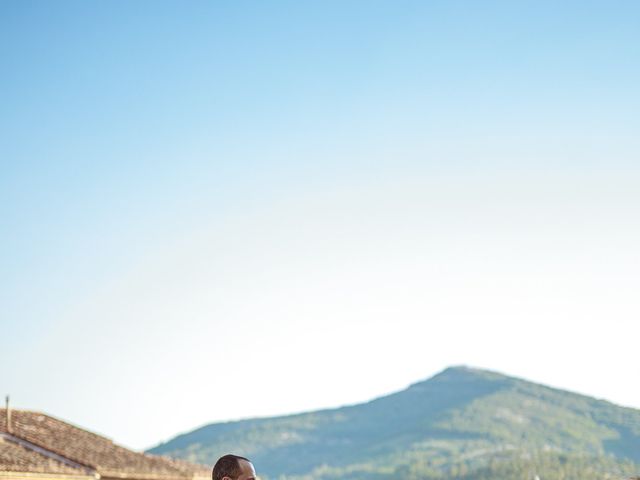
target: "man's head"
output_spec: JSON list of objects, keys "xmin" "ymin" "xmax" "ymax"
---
[{"xmin": 212, "ymin": 455, "xmax": 256, "ymax": 480}]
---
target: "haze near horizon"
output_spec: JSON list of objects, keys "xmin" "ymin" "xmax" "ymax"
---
[{"xmin": 1, "ymin": 0, "xmax": 639, "ymax": 450}]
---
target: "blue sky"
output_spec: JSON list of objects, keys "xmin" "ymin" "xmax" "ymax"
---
[{"xmin": 2, "ymin": 1, "xmax": 640, "ymax": 450}]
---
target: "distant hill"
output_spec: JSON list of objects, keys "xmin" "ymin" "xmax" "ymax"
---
[{"xmin": 148, "ymin": 367, "xmax": 640, "ymax": 479}]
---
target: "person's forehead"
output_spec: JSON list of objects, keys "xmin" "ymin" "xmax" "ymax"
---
[{"xmin": 238, "ymin": 460, "xmax": 255, "ymax": 477}]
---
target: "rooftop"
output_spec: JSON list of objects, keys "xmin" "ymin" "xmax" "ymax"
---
[{"xmin": 0, "ymin": 409, "xmax": 208, "ymax": 480}]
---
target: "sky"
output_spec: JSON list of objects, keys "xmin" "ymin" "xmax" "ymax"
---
[{"xmin": 1, "ymin": 0, "xmax": 639, "ymax": 451}]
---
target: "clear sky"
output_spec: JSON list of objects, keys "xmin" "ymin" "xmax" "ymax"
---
[{"xmin": 1, "ymin": 0, "xmax": 639, "ymax": 451}]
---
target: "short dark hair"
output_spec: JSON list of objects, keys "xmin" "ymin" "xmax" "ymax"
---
[{"xmin": 212, "ymin": 454, "xmax": 251, "ymax": 480}]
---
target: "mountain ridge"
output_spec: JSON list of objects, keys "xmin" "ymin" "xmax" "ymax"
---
[{"xmin": 148, "ymin": 366, "xmax": 640, "ymax": 480}]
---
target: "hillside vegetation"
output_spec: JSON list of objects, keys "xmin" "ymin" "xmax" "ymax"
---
[{"xmin": 149, "ymin": 367, "xmax": 640, "ymax": 479}]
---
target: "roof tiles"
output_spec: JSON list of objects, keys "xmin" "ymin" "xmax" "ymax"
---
[{"xmin": 0, "ymin": 410, "xmax": 208, "ymax": 480}]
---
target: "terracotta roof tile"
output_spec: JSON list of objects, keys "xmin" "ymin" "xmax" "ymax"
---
[
  {"xmin": 0, "ymin": 410, "xmax": 207, "ymax": 480},
  {"xmin": 0, "ymin": 438, "xmax": 84, "ymax": 475}
]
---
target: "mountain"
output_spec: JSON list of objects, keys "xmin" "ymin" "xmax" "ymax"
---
[{"xmin": 148, "ymin": 367, "xmax": 640, "ymax": 479}]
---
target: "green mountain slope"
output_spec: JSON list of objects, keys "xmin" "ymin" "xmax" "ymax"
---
[{"xmin": 148, "ymin": 367, "xmax": 640, "ymax": 479}]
